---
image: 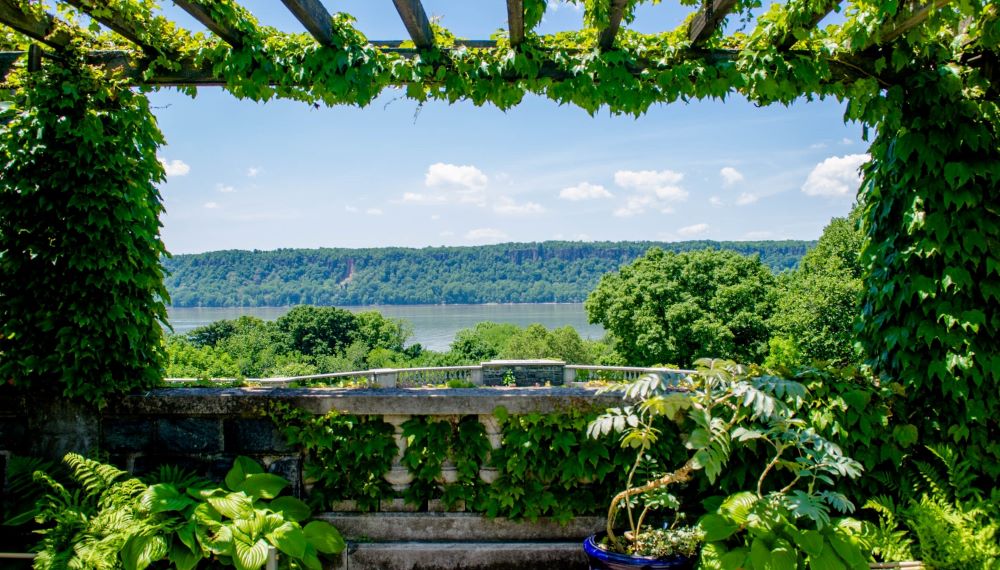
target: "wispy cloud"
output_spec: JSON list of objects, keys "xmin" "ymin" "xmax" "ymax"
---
[
  {"xmin": 677, "ymin": 223, "xmax": 709, "ymax": 236},
  {"xmin": 247, "ymin": 167, "xmax": 261, "ymax": 177},
  {"xmin": 465, "ymin": 228, "xmax": 508, "ymax": 242},
  {"xmin": 735, "ymin": 192, "xmax": 759, "ymax": 206},
  {"xmin": 559, "ymin": 182, "xmax": 613, "ymax": 201},
  {"xmin": 159, "ymin": 158, "xmax": 190, "ymax": 177},
  {"xmin": 801, "ymin": 154, "xmax": 869, "ymax": 197},
  {"xmin": 494, "ymin": 196, "xmax": 545, "ymax": 215},
  {"xmin": 366, "ymin": 208, "xmax": 384, "ymax": 216},
  {"xmin": 709, "ymin": 196, "xmax": 724, "ymax": 207},
  {"xmin": 613, "ymin": 169, "xmax": 687, "ymax": 217},
  {"xmin": 720, "ymin": 166, "xmax": 744, "ymax": 187},
  {"xmin": 216, "ymin": 183, "xmax": 236, "ymax": 193},
  {"xmin": 345, "ymin": 205, "xmax": 359, "ymax": 213},
  {"xmin": 203, "ymin": 201, "xmax": 219, "ymax": 209}
]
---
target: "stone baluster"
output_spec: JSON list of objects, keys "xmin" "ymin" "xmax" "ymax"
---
[
  {"xmin": 477, "ymin": 414, "xmax": 502, "ymax": 484},
  {"xmin": 382, "ymin": 414, "xmax": 414, "ymax": 511}
]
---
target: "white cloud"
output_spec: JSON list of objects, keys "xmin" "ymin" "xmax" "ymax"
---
[
  {"xmin": 677, "ymin": 223, "xmax": 709, "ymax": 236},
  {"xmin": 613, "ymin": 169, "xmax": 688, "ymax": 216},
  {"xmin": 247, "ymin": 167, "xmax": 260, "ymax": 177},
  {"xmin": 801, "ymin": 154, "xmax": 870, "ymax": 197},
  {"xmin": 431, "ymin": 214, "xmax": 441, "ymax": 220},
  {"xmin": 159, "ymin": 158, "xmax": 190, "ymax": 177},
  {"xmin": 494, "ymin": 196, "xmax": 545, "ymax": 215},
  {"xmin": 809, "ymin": 142, "xmax": 828, "ymax": 149},
  {"xmin": 709, "ymin": 196, "xmax": 724, "ymax": 207},
  {"xmin": 405, "ymin": 163, "xmax": 490, "ymax": 206},
  {"xmin": 559, "ymin": 182, "xmax": 613, "ymax": 201},
  {"xmin": 216, "ymin": 183, "xmax": 236, "ymax": 193},
  {"xmin": 720, "ymin": 167, "xmax": 744, "ymax": 187},
  {"xmin": 366, "ymin": 208, "xmax": 383, "ymax": 216},
  {"xmin": 465, "ymin": 228, "xmax": 508, "ymax": 242},
  {"xmin": 425, "ymin": 162, "xmax": 488, "ymax": 191},
  {"xmin": 841, "ymin": 138, "xmax": 853, "ymax": 145},
  {"xmin": 203, "ymin": 202, "xmax": 219, "ymax": 209},
  {"xmin": 736, "ymin": 192, "xmax": 759, "ymax": 206},
  {"xmin": 345, "ymin": 205, "xmax": 359, "ymax": 213}
]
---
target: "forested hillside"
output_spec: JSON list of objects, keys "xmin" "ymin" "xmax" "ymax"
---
[{"xmin": 163, "ymin": 240, "xmax": 812, "ymax": 307}]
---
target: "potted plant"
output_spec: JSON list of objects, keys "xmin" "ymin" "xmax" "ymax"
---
[{"xmin": 584, "ymin": 359, "xmax": 870, "ymax": 569}]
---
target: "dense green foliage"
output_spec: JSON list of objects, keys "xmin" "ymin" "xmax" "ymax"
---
[
  {"xmin": 857, "ymin": 69, "xmax": 1000, "ymax": 487},
  {"xmin": 162, "ymin": 242, "xmax": 811, "ymax": 307},
  {"xmin": 586, "ymin": 248, "xmax": 777, "ymax": 367},
  {"xmin": 168, "ymin": 313, "xmax": 611, "ymax": 378},
  {"xmin": 769, "ymin": 210, "xmax": 865, "ymax": 367},
  {"xmin": 269, "ymin": 404, "xmax": 398, "ymax": 512},
  {"xmin": 0, "ymin": 47, "xmax": 169, "ymax": 406},
  {"xmin": 31, "ymin": 453, "xmax": 343, "ymax": 570}
]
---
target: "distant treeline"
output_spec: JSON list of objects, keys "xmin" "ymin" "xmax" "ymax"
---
[{"xmin": 163, "ymin": 240, "xmax": 814, "ymax": 307}]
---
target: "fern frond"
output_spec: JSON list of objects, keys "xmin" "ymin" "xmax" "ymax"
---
[
  {"xmin": 925, "ymin": 444, "xmax": 980, "ymax": 503},
  {"xmin": 63, "ymin": 453, "xmax": 127, "ymax": 498}
]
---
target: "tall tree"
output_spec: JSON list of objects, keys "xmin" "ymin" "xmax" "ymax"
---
[{"xmin": 585, "ymin": 248, "xmax": 776, "ymax": 367}]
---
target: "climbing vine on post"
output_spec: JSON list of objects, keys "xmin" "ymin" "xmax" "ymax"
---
[{"xmin": 0, "ymin": 47, "xmax": 170, "ymax": 406}]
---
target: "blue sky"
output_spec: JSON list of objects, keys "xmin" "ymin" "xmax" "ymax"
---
[{"xmin": 149, "ymin": 1, "xmax": 867, "ymax": 254}]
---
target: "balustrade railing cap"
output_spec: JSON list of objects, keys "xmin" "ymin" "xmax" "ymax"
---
[{"xmin": 483, "ymin": 359, "xmax": 565, "ymax": 365}]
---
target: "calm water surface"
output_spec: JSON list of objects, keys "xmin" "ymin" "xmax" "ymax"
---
[{"xmin": 167, "ymin": 304, "xmax": 605, "ymax": 352}]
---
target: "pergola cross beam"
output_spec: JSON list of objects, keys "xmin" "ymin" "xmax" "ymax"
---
[
  {"xmin": 281, "ymin": 0, "xmax": 335, "ymax": 47},
  {"xmin": 507, "ymin": 0, "xmax": 525, "ymax": 47},
  {"xmin": 0, "ymin": 0, "xmax": 70, "ymax": 49},
  {"xmin": 688, "ymin": 0, "xmax": 739, "ymax": 46},
  {"xmin": 598, "ymin": 0, "xmax": 629, "ymax": 50},
  {"xmin": 173, "ymin": 0, "xmax": 243, "ymax": 48},
  {"xmin": 392, "ymin": 0, "xmax": 435, "ymax": 49}
]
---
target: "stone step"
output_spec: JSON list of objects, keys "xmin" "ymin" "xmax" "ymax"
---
[{"xmin": 344, "ymin": 541, "xmax": 588, "ymax": 570}]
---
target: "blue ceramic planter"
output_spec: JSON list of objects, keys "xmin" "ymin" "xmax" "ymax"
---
[{"xmin": 583, "ymin": 534, "xmax": 696, "ymax": 570}]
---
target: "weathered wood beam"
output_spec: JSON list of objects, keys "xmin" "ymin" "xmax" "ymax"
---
[
  {"xmin": 774, "ymin": 0, "xmax": 841, "ymax": 49},
  {"xmin": 0, "ymin": 0, "xmax": 71, "ymax": 49},
  {"xmin": 507, "ymin": 0, "xmax": 525, "ymax": 46},
  {"xmin": 173, "ymin": 0, "xmax": 243, "ymax": 48},
  {"xmin": 63, "ymin": 0, "xmax": 158, "ymax": 52},
  {"xmin": 688, "ymin": 0, "xmax": 739, "ymax": 46},
  {"xmin": 879, "ymin": 0, "xmax": 950, "ymax": 44},
  {"xmin": 370, "ymin": 39, "xmax": 497, "ymax": 49},
  {"xmin": 392, "ymin": 0, "xmax": 435, "ymax": 49},
  {"xmin": 598, "ymin": 0, "xmax": 629, "ymax": 50},
  {"xmin": 0, "ymin": 48, "xmax": 871, "ymax": 88},
  {"xmin": 281, "ymin": 0, "xmax": 334, "ymax": 46}
]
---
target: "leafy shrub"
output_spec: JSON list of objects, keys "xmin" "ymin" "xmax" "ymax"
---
[{"xmin": 32, "ymin": 453, "xmax": 343, "ymax": 570}]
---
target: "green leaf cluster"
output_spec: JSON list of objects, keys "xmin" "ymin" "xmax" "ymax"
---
[
  {"xmin": 269, "ymin": 403, "xmax": 397, "ymax": 511},
  {"xmin": 31, "ymin": 453, "xmax": 343, "ymax": 570},
  {"xmin": 400, "ymin": 415, "xmax": 491, "ymax": 509}
]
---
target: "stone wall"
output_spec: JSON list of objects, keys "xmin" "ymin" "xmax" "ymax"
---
[{"xmin": 0, "ymin": 384, "xmax": 626, "ymax": 569}]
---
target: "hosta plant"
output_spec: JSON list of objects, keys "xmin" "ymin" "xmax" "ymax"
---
[
  {"xmin": 588, "ymin": 358, "xmax": 868, "ymax": 567},
  {"xmin": 32, "ymin": 453, "xmax": 343, "ymax": 570}
]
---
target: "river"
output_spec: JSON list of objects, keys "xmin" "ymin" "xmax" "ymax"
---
[{"xmin": 166, "ymin": 304, "xmax": 605, "ymax": 352}]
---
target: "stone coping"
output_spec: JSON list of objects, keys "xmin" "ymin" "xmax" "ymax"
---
[
  {"xmin": 319, "ymin": 513, "xmax": 605, "ymax": 542},
  {"xmin": 101, "ymin": 386, "xmax": 629, "ymax": 416}
]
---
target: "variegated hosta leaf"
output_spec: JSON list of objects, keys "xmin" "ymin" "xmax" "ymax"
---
[
  {"xmin": 208, "ymin": 492, "xmax": 255, "ymax": 520},
  {"xmin": 233, "ymin": 537, "xmax": 269, "ymax": 570}
]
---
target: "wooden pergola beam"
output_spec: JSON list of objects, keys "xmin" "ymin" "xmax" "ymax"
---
[
  {"xmin": 507, "ymin": 0, "xmax": 525, "ymax": 47},
  {"xmin": 392, "ymin": 0, "xmax": 435, "ymax": 49},
  {"xmin": 879, "ymin": 0, "xmax": 950, "ymax": 44},
  {"xmin": 598, "ymin": 0, "xmax": 629, "ymax": 50},
  {"xmin": 63, "ymin": 0, "xmax": 158, "ymax": 52},
  {"xmin": 173, "ymin": 0, "xmax": 243, "ymax": 48},
  {"xmin": 0, "ymin": 0, "xmax": 71, "ymax": 49},
  {"xmin": 0, "ymin": 48, "xmax": 870, "ymax": 88},
  {"xmin": 688, "ymin": 0, "xmax": 739, "ymax": 46},
  {"xmin": 281, "ymin": 0, "xmax": 334, "ymax": 47}
]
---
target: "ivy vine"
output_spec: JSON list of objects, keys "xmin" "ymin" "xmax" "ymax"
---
[{"xmin": 400, "ymin": 415, "xmax": 491, "ymax": 510}]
